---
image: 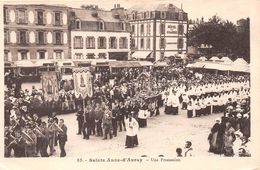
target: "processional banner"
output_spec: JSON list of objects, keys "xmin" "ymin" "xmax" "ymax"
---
[
  {"xmin": 41, "ymin": 71, "xmax": 59, "ymax": 102},
  {"xmin": 73, "ymin": 68, "xmax": 93, "ymax": 98}
]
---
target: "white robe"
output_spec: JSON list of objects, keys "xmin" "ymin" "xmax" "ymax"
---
[{"xmin": 125, "ymin": 118, "xmax": 139, "ymax": 136}]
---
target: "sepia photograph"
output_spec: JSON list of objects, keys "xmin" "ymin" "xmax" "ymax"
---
[{"xmin": 1, "ymin": 0, "xmax": 260, "ymax": 169}]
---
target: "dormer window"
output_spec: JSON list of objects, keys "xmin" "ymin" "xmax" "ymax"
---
[
  {"xmin": 144, "ymin": 12, "xmax": 146, "ymax": 19},
  {"xmin": 132, "ymin": 13, "xmax": 135, "ymax": 20},
  {"xmin": 150, "ymin": 11, "xmax": 155, "ymax": 18},
  {"xmin": 76, "ymin": 19, "xmax": 81, "ymax": 29},
  {"xmin": 146, "ymin": 11, "xmax": 150, "ymax": 18},
  {"xmin": 161, "ymin": 11, "xmax": 166, "ymax": 19},
  {"xmin": 179, "ymin": 12, "xmax": 183, "ymax": 20}
]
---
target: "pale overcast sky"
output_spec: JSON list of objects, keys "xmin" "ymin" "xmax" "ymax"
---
[{"xmin": 3, "ymin": 0, "xmax": 256, "ymax": 23}]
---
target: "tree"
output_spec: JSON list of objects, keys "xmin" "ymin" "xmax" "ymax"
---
[{"xmin": 188, "ymin": 15, "xmax": 250, "ymax": 63}]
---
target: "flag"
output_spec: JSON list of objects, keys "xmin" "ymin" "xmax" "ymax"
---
[
  {"xmin": 41, "ymin": 71, "xmax": 59, "ymax": 102},
  {"xmin": 73, "ymin": 68, "xmax": 93, "ymax": 98}
]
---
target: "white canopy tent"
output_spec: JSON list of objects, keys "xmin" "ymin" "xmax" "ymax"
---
[{"xmin": 219, "ymin": 57, "xmax": 233, "ymax": 64}]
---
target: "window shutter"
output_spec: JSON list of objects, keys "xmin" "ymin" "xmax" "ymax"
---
[
  {"xmin": 35, "ymin": 11, "xmax": 38, "ymax": 24},
  {"xmin": 6, "ymin": 9, "xmax": 10, "ymax": 22},
  {"xmin": 44, "ymin": 32, "xmax": 47, "ymax": 44},
  {"xmin": 73, "ymin": 37, "xmax": 76, "ymax": 48},
  {"xmin": 17, "ymin": 31, "xmax": 20, "ymax": 44},
  {"xmin": 60, "ymin": 13, "xmax": 63, "ymax": 25},
  {"xmin": 43, "ymin": 12, "xmax": 46, "ymax": 25},
  {"xmin": 104, "ymin": 37, "xmax": 107, "ymax": 48},
  {"xmin": 25, "ymin": 10, "xmax": 28, "ymax": 24},
  {"xmin": 7, "ymin": 31, "xmax": 10, "ymax": 43},
  {"xmin": 15, "ymin": 10, "xmax": 19, "ymax": 23},
  {"xmin": 109, "ymin": 37, "xmax": 111, "ymax": 49},
  {"xmin": 26, "ymin": 31, "xmax": 29, "ymax": 43},
  {"xmin": 52, "ymin": 12, "xmax": 55, "ymax": 25},
  {"xmin": 125, "ymin": 38, "xmax": 128, "ymax": 48},
  {"xmin": 53, "ymin": 32, "xmax": 56, "ymax": 44},
  {"xmin": 93, "ymin": 37, "xmax": 95, "ymax": 48},
  {"xmin": 80, "ymin": 37, "xmax": 83, "ymax": 48},
  {"xmin": 98, "ymin": 37, "xmax": 100, "ymax": 48},
  {"xmin": 61, "ymin": 32, "xmax": 63, "ymax": 44},
  {"xmin": 35, "ymin": 31, "xmax": 39, "ymax": 44},
  {"xmin": 115, "ymin": 38, "xmax": 117, "ymax": 49},
  {"xmin": 36, "ymin": 52, "xmax": 39, "ymax": 59},
  {"xmin": 86, "ymin": 37, "xmax": 88, "ymax": 48}
]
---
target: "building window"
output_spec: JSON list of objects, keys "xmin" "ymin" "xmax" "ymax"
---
[
  {"xmin": 141, "ymin": 24, "xmax": 144, "ymax": 35},
  {"xmin": 109, "ymin": 37, "xmax": 117, "ymax": 49},
  {"xmin": 161, "ymin": 12, "xmax": 166, "ymax": 19},
  {"xmin": 54, "ymin": 31, "xmax": 62, "ymax": 45},
  {"xmin": 177, "ymin": 38, "xmax": 184, "ymax": 49},
  {"xmin": 160, "ymin": 38, "xmax": 166, "ymax": 48},
  {"xmin": 86, "ymin": 37, "xmax": 95, "ymax": 49},
  {"xmin": 55, "ymin": 51, "xmax": 62, "ymax": 59},
  {"xmin": 99, "ymin": 22, "xmax": 104, "ymax": 30},
  {"xmin": 131, "ymin": 39, "xmax": 135, "ymax": 49},
  {"xmin": 119, "ymin": 37, "xmax": 127, "ymax": 49},
  {"xmin": 73, "ymin": 36, "xmax": 83, "ymax": 49},
  {"xmin": 38, "ymin": 51, "xmax": 45, "ymax": 59},
  {"xmin": 146, "ymin": 38, "xmax": 150, "ymax": 49},
  {"xmin": 86, "ymin": 53, "xmax": 95, "ymax": 59},
  {"xmin": 140, "ymin": 38, "xmax": 144, "ymax": 48},
  {"xmin": 132, "ymin": 13, "xmax": 135, "ymax": 20},
  {"xmin": 17, "ymin": 10, "xmax": 28, "ymax": 24},
  {"xmin": 4, "ymin": 8, "xmax": 9, "ymax": 24},
  {"xmin": 121, "ymin": 23, "xmax": 125, "ymax": 30},
  {"xmin": 18, "ymin": 30, "xmax": 28, "ymax": 44},
  {"xmin": 178, "ymin": 24, "xmax": 184, "ymax": 35},
  {"xmin": 4, "ymin": 30, "xmax": 9, "ymax": 44},
  {"xmin": 98, "ymin": 37, "xmax": 106, "ymax": 49},
  {"xmin": 76, "ymin": 20, "xmax": 81, "ymax": 29},
  {"xmin": 75, "ymin": 53, "xmax": 83, "ymax": 59},
  {"xmin": 132, "ymin": 25, "xmax": 135, "ymax": 33},
  {"xmin": 36, "ymin": 31, "xmax": 46, "ymax": 45},
  {"xmin": 21, "ymin": 51, "xmax": 28, "ymax": 60},
  {"xmin": 4, "ymin": 51, "xmax": 9, "ymax": 61},
  {"xmin": 147, "ymin": 23, "xmax": 151, "ymax": 35},
  {"xmin": 160, "ymin": 23, "xmax": 165, "ymax": 34},
  {"xmin": 54, "ymin": 12, "xmax": 61, "ymax": 26},
  {"xmin": 150, "ymin": 12, "xmax": 155, "ymax": 18},
  {"xmin": 37, "ymin": 11, "xmax": 44, "ymax": 25},
  {"xmin": 98, "ymin": 53, "xmax": 106, "ymax": 59}
]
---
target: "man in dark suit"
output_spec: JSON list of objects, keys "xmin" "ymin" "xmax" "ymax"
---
[
  {"xmin": 76, "ymin": 106, "xmax": 84, "ymax": 135},
  {"xmin": 58, "ymin": 119, "xmax": 67, "ymax": 157}
]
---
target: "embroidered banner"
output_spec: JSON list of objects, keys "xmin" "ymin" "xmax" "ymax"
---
[
  {"xmin": 41, "ymin": 71, "xmax": 59, "ymax": 102},
  {"xmin": 73, "ymin": 68, "xmax": 93, "ymax": 98}
]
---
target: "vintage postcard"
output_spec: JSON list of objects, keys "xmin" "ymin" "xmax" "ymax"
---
[{"xmin": 1, "ymin": 0, "xmax": 260, "ymax": 169}]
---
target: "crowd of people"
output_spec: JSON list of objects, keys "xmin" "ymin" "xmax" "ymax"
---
[{"xmin": 4, "ymin": 62, "xmax": 251, "ymax": 157}]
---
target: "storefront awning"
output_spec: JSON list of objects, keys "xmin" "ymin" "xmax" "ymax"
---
[
  {"xmin": 139, "ymin": 61, "xmax": 153, "ymax": 66},
  {"xmin": 129, "ymin": 61, "xmax": 141, "ymax": 67},
  {"xmin": 132, "ymin": 51, "xmax": 152, "ymax": 59},
  {"xmin": 109, "ymin": 61, "xmax": 131, "ymax": 68},
  {"xmin": 57, "ymin": 60, "xmax": 75, "ymax": 67},
  {"xmin": 15, "ymin": 60, "xmax": 36, "ymax": 67},
  {"xmin": 153, "ymin": 62, "xmax": 168, "ymax": 67}
]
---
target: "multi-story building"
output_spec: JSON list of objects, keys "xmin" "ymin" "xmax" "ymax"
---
[
  {"xmin": 3, "ymin": 4, "xmax": 70, "ymax": 63},
  {"xmin": 126, "ymin": 3, "xmax": 188, "ymax": 61},
  {"xmin": 69, "ymin": 4, "xmax": 131, "ymax": 61}
]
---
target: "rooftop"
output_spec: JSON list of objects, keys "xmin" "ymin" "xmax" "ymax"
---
[
  {"xmin": 71, "ymin": 8, "xmax": 124, "ymax": 22},
  {"xmin": 127, "ymin": 3, "xmax": 185, "ymax": 13}
]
